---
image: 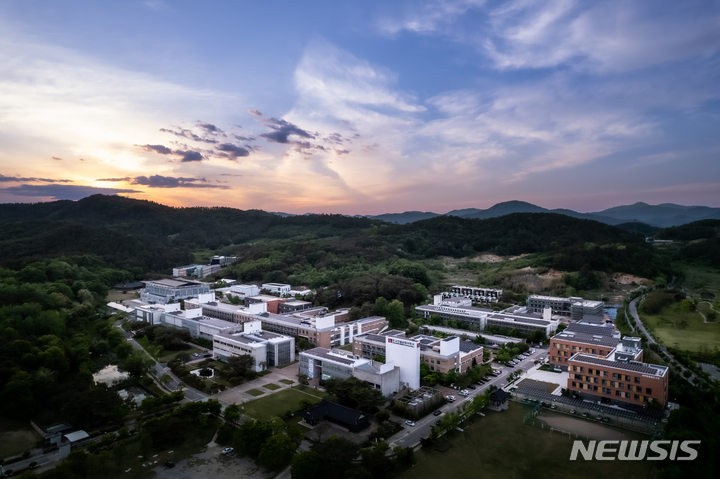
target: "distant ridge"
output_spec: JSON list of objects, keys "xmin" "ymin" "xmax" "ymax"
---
[{"xmin": 362, "ymin": 200, "xmax": 720, "ymax": 228}]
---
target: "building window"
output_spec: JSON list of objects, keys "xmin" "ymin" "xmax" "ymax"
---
[
  {"xmin": 634, "ymin": 394, "xmax": 640, "ymax": 401},
  {"xmin": 634, "ymin": 376, "xmax": 641, "ymax": 383},
  {"xmin": 615, "ymin": 390, "xmax": 621, "ymax": 397},
  {"xmin": 646, "ymin": 388, "xmax": 652, "ymax": 395}
]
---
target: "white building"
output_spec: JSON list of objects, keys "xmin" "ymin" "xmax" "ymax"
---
[
  {"xmin": 214, "ymin": 323, "xmax": 295, "ymax": 371},
  {"xmin": 299, "ymin": 348, "xmax": 401, "ymax": 396},
  {"xmin": 226, "ymin": 284, "xmax": 260, "ymax": 298},
  {"xmin": 262, "ymin": 283, "xmax": 291, "ymax": 295},
  {"xmin": 140, "ymin": 279, "xmax": 210, "ymax": 304}
]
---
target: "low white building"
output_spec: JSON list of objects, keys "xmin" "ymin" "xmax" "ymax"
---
[
  {"xmin": 213, "ymin": 321, "xmax": 295, "ymax": 371},
  {"xmin": 226, "ymin": 284, "xmax": 260, "ymax": 298},
  {"xmin": 262, "ymin": 283, "xmax": 291, "ymax": 295}
]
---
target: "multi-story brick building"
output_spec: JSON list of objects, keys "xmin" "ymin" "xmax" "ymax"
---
[
  {"xmin": 527, "ymin": 295, "xmax": 604, "ymax": 320},
  {"xmin": 550, "ymin": 322, "xmax": 668, "ymax": 407},
  {"xmin": 549, "ymin": 322, "xmax": 622, "ymax": 370},
  {"xmin": 568, "ymin": 354, "xmax": 669, "ymax": 407},
  {"xmin": 447, "ymin": 285, "xmax": 503, "ymax": 303}
]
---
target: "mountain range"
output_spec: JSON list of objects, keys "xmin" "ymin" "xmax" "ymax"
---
[{"xmin": 361, "ymin": 201, "xmax": 720, "ymax": 228}]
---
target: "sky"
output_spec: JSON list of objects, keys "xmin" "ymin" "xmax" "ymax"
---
[{"xmin": 0, "ymin": 0, "xmax": 719, "ymax": 215}]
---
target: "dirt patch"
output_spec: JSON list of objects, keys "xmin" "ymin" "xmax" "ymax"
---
[
  {"xmin": 540, "ymin": 269, "xmax": 565, "ymax": 280},
  {"xmin": 611, "ymin": 273, "xmax": 651, "ymax": 286},
  {"xmin": 470, "ymin": 254, "xmax": 505, "ymax": 263},
  {"xmin": 152, "ymin": 444, "xmax": 272, "ymax": 479}
]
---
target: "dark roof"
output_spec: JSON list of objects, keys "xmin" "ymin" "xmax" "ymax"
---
[
  {"xmin": 571, "ymin": 354, "xmax": 667, "ymax": 376},
  {"xmin": 113, "ymin": 281, "xmax": 144, "ymax": 289},
  {"xmin": 553, "ymin": 331, "xmax": 620, "ymax": 348},
  {"xmin": 301, "ymin": 400, "xmax": 371, "ymax": 426},
  {"xmin": 459, "ymin": 341, "xmax": 483, "ymax": 353},
  {"xmin": 565, "ymin": 322, "xmax": 616, "ymax": 336},
  {"xmin": 490, "ymin": 389, "xmax": 511, "ymax": 401}
]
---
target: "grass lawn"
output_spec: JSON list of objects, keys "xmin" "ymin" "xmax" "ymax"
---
[
  {"xmin": 394, "ymin": 404, "xmax": 653, "ymax": 479},
  {"xmin": 678, "ymin": 263, "xmax": 720, "ymax": 299},
  {"xmin": 641, "ymin": 302, "xmax": 720, "ymax": 351},
  {"xmin": 246, "ymin": 389, "xmax": 265, "ymax": 397},
  {"xmin": 279, "ymin": 379, "xmax": 294, "ymax": 385},
  {"xmin": 338, "ymin": 344, "xmax": 353, "ymax": 351},
  {"xmin": 292, "ymin": 385, "xmax": 329, "ymax": 399},
  {"xmin": 263, "ymin": 383, "xmax": 281, "ymax": 391},
  {"xmin": 242, "ymin": 388, "xmax": 324, "ymax": 421},
  {"xmin": 135, "ymin": 336, "xmax": 202, "ymax": 363},
  {"xmin": 0, "ymin": 418, "xmax": 42, "ymax": 458}
]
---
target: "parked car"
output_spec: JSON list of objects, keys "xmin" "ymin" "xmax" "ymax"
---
[
  {"xmin": 446, "ymin": 395, "xmax": 456, "ymax": 402},
  {"xmin": 603, "ymin": 417, "xmax": 610, "ymax": 423},
  {"xmin": 596, "ymin": 415, "xmax": 603, "ymax": 421},
  {"xmin": 405, "ymin": 420, "xmax": 416, "ymax": 427},
  {"xmin": 164, "ymin": 461, "xmax": 175, "ymax": 468},
  {"xmin": 222, "ymin": 447, "xmax": 234, "ymax": 455},
  {"xmin": 582, "ymin": 412, "xmax": 589, "ymax": 418},
  {"xmin": 550, "ymin": 404, "xmax": 557, "ymax": 409},
  {"xmin": 459, "ymin": 390, "xmax": 469, "ymax": 397},
  {"xmin": 433, "ymin": 410, "xmax": 443, "ymax": 416},
  {"xmin": 468, "ymin": 384, "xmax": 477, "ymax": 389},
  {"xmin": 569, "ymin": 409, "xmax": 576, "ymax": 414}
]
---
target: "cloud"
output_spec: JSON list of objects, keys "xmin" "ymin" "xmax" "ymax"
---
[
  {"xmin": 175, "ymin": 150, "xmax": 206, "ymax": 162},
  {"xmin": 160, "ymin": 127, "xmax": 218, "ymax": 144},
  {"xmin": 197, "ymin": 122, "xmax": 225, "ymax": 136},
  {"xmin": 334, "ymin": 149, "xmax": 350, "ymax": 155},
  {"xmin": 0, "ymin": 184, "xmax": 140, "ymax": 200},
  {"xmin": 51, "ymin": 156, "xmax": 63, "ymax": 161},
  {"xmin": 96, "ymin": 177, "xmax": 131, "ymax": 182},
  {"xmin": 0, "ymin": 174, "xmax": 73, "ymax": 183},
  {"xmin": 216, "ymin": 143, "xmax": 250, "ymax": 160},
  {"xmin": 248, "ymin": 109, "xmax": 263, "ymax": 117},
  {"xmin": 130, "ymin": 175, "xmax": 228, "ymax": 188},
  {"xmin": 377, "ymin": 0, "xmax": 486, "ymax": 36},
  {"xmin": 260, "ymin": 117, "xmax": 315, "ymax": 144},
  {"xmin": 139, "ymin": 144, "xmax": 173, "ymax": 155},
  {"xmin": 233, "ymin": 134, "xmax": 254, "ymax": 141}
]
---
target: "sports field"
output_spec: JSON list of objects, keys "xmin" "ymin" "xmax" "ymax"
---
[{"xmin": 397, "ymin": 404, "xmax": 653, "ymax": 479}]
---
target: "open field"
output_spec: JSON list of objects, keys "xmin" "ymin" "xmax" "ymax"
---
[
  {"xmin": 396, "ymin": 404, "xmax": 653, "ymax": 479},
  {"xmin": 241, "ymin": 388, "xmax": 325, "ymax": 421},
  {"xmin": 678, "ymin": 263, "xmax": 720, "ymax": 299},
  {"xmin": 0, "ymin": 418, "xmax": 41, "ymax": 458},
  {"xmin": 641, "ymin": 303, "xmax": 720, "ymax": 351}
]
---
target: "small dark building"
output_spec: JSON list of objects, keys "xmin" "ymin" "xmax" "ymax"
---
[
  {"xmin": 301, "ymin": 400, "xmax": 372, "ymax": 432},
  {"xmin": 489, "ymin": 389, "xmax": 511, "ymax": 411}
]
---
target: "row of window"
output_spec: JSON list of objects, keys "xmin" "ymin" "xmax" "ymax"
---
[
  {"xmin": 553, "ymin": 343, "xmax": 607, "ymax": 356},
  {"xmin": 571, "ymin": 382, "xmax": 652, "ymax": 401},
  {"xmin": 571, "ymin": 374, "xmax": 652, "ymax": 394}
]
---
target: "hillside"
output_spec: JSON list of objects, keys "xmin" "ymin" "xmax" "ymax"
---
[
  {"xmin": 0, "ymin": 196, "xmax": 670, "ymax": 282},
  {"xmin": 655, "ymin": 219, "xmax": 720, "ymax": 268}
]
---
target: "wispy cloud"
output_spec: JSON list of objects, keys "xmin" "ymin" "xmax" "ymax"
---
[
  {"xmin": 96, "ymin": 175, "xmax": 228, "ymax": 189},
  {"xmin": 0, "ymin": 174, "xmax": 74, "ymax": 183},
  {"xmin": 0, "ymin": 184, "xmax": 140, "ymax": 200}
]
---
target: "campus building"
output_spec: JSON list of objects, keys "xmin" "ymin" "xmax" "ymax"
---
[
  {"xmin": 352, "ymin": 330, "xmax": 484, "ymax": 374},
  {"xmin": 261, "ymin": 283, "xmax": 291, "ymax": 295},
  {"xmin": 186, "ymin": 294, "xmax": 386, "ymax": 349},
  {"xmin": 549, "ymin": 322, "xmax": 623, "ymax": 370},
  {"xmin": 278, "ymin": 300, "xmax": 313, "ymax": 314},
  {"xmin": 568, "ymin": 352, "xmax": 669, "ymax": 407},
  {"xmin": 245, "ymin": 294, "xmax": 286, "ymax": 314},
  {"xmin": 416, "ymin": 296, "xmax": 559, "ymax": 336},
  {"xmin": 447, "ymin": 285, "xmax": 503, "ymax": 303},
  {"xmin": 527, "ymin": 295, "xmax": 604, "ymax": 320},
  {"xmin": 213, "ymin": 321, "xmax": 295, "ymax": 371},
  {"xmin": 140, "ymin": 279, "xmax": 211, "ymax": 304},
  {"xmin": 299, "ymin": 347, "xmax": 402, "ymax": 395}
]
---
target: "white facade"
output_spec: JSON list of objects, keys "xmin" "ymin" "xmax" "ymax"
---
[
  {"xmin": 227, "ymin": 284, "xmax": 261, "ymax": 298},
  {"xmin": 262, "ymin": 283, "xmax": 291, "ymax": 294},
  {"xmin": 385, "ymin": 335, "xmax": 421, "ymax": 390}
]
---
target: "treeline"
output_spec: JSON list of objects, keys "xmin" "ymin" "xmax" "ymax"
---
[
  {"xmin": 0, "ymin": 255, "xmax": 147, "ymax": 425},
  {"xmin": 654, "ymin": 219, "xmax": 720, "ymax": 268}
]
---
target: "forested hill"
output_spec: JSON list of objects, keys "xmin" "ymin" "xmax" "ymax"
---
[
  {"xmin": 655, "ymin": 219, "xmax": 720, "ymax": 268},
  {"xmin": 0, "ymin": 195, "xmax": 668, "ymax": 279}
]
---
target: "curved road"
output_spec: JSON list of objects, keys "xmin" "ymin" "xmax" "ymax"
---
[{"xmin": 628, "ymin": 297, "xmax": 697, "ymax": 383}]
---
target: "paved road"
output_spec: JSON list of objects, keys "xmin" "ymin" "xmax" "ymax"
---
[
  {"xmin": 390, "ymin": 347, "xmax": 547, "ymax": 448},
  {"xmin": 116, "ymin": 322, "xmax": 209, "ymax": 402}
]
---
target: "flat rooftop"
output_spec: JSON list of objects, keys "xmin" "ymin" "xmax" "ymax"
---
[
  {"xmin": 143, "ymin": 279, "xmax": 205, "ymax": 288},
  {"xmin": 553, "ymin": 330, "xmax": 620, "ymax": 348},
  {"xmin": 571, "ymin": 354, "xmax": 668, "ymax": 376},
  {"xmin": 302, "ymin": 347, "xmax": 362, "ymax": 366}
]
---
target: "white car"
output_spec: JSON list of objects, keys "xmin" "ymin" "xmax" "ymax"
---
[
  {"xmin": 222, "ymin": 447, "xmax": 234, "ymax": 455},
  {"xmin": 446, "ymin": 395, "xmax": 456, "ymax": 402},
  {"xmin": 405, "ymin": 420, "xmax": 416, "ymax": 427},
  {"xmin": 458, "ymin": 390, "xmax": 469, "ymax": 397}
]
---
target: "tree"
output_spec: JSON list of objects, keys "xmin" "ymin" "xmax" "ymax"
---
[
  {"xmin": 312, "ymin": 436, "xmax": 360, "ymax": 478},
  {"xmin": 227, "ymin": 354, "xmax": 254, "ymax": 377},
  {"xmin": 138, "ymin": 429, "xmax": 153, "ymax": 458},
  {"xmin": 112, "ymin": 440, "xmax": 127, "ymax": 468},
  {"xmin": 259, "ymin": 434, "xmax": 296, "ymax": 469},
  {"xmin": 122, "ymin": 349, "xmax": 154, "ymax": 377},
  {"xmin": 291, "ymin": 451, "xmax": 323, "ymax": 479},
  {"xmin": 375, "ymin": 297, "xmax": 389, "ymax": 316},
  {"xmin": 224, "ymin": 403, "xmax": 241, "ymax": 423},
  {"xmin": 384, "ymin": 299, "xmax": 407, "ymax": 328}
]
